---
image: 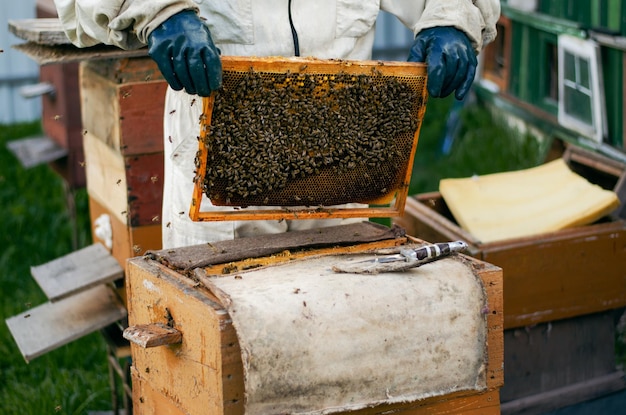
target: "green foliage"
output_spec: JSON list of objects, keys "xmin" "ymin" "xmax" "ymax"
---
[
  {"xmin": 0, "ymin": 122, "xmax": 110, "ymax": 415},
  {"xmin": 410, "ymin": 96, "xmax": 545, "ymax": 194}
]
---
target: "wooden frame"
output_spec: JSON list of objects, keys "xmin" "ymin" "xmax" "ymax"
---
[{"xmin": 189, "ymin": 56, "xmax": 428, "ymax": 222}]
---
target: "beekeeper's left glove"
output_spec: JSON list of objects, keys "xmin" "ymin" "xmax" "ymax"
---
[
  {"xmin": 148, "ymin": 10, "xmax": 222, "ymax": 97},
  {"xmin": 408, "ymin": 26, "xmax": 477, "ymax": 100}
]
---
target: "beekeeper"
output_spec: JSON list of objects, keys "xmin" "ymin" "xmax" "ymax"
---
[{"xmin": 54, "ymin": 0, "xmax": 500, "ymax": 249}]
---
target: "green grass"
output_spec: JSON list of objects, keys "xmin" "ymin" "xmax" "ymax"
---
[{"xmin": 0, "ymin": 121, "xmax": 112, "ymax": 415}]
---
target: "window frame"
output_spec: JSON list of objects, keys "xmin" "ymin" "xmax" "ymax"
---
[{"xmin": 557, "ymin": 34, "xmax": 607, "ymax": 143}]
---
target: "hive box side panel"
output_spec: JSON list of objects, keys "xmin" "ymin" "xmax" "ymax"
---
[
  {"xmin": 126, "ymin": 258, "xmax": 243, "ymax": 415},
  {"xmin": 80, "ymin": 58, "xmax": 166, "ymax": 155},
  {"xmin": 80, "ymin": 62, "xmax": 121, "ymax": 150},
  {"xmin": 89, "ymin": 196, "xmax": 162, "ymax": 267},
  {"xmin": 131, "ymin": 367, "xmax": 187, "ymax": 415},
  {"xmin": 484, "ymin": 225, "xmax": 626, "ymax": 329},
  {"xmin": 84, "ymin": 131, "xmax": 128, "ymax": 224},
  {"xmin": 500, "ymin": 311, "xmax": 620, "ymax": 403},
  {"xmin": 84, "ymin": 131, "xmax": 165, "ymax": 227},
  {"xmin": 118, "ymin": 82, "xmax": 167, "ymax": 155}
]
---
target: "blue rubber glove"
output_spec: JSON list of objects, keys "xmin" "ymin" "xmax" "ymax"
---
[
  {"xmin": 408, "ymin": 27, "xmax": 477, "ymax": 100},
  {"xmin": 148, "ymin": 10, "xmax": 222, "ymax": 96}
]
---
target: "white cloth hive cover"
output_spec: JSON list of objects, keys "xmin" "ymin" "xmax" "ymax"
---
[{"xmin": 202, "ymin": 254, "xmax": 488, "ymax": 414}]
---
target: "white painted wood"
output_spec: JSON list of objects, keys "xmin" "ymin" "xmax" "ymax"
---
[
  {"xmin": 30, "ymin": 243, "xmax": 124, "ymax": 302},
  {"xmin": 5, "ymin": 284, "xmax": 127, "ymax": 362}
]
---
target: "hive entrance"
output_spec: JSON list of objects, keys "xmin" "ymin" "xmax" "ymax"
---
[{"xmin": 190, "ymin": 57, "xmax": 428, "ymax": 222}]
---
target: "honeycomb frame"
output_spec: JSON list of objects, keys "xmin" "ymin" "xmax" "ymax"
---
[{"xmin": 190, "ymin": 56, "xmax": 428, "ymax": 222}]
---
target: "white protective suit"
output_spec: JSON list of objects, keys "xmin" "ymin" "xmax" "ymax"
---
[{"xmin": 54, "ymin": 0, "xmax": 500, "ymax": 249}]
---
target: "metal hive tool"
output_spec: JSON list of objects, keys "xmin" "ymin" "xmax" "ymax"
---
[{"xmin": 190, "ymin": 56, "xmax": 428, "ymax": 222}]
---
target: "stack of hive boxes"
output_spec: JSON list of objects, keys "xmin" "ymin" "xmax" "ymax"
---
[{"xmin": 80, "ymin": 57, "xmax": 168, "ymax": 267}]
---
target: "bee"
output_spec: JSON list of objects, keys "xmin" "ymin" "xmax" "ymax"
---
[
  {"xmin": 116, "ymin": 179, "xmax": 122, "ymax": 185},
  {"xmin": 169, "ymin": 109, "xmax": 176, "ymax": 115},
  {"xmin": 190, "ymin": 98, "xmax": 197, "ymax": 106}
]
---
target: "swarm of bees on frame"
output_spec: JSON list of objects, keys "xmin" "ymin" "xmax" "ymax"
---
[{"xmin": 195, "ymin": 67, "xmax": 425, "ymax": 207}]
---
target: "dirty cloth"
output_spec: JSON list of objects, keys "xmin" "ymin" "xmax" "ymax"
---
[{"xmin": 203, "ymin": 254, "xmax": 488, "ymax": 414}]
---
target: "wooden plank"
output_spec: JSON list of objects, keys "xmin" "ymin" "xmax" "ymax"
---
[
  {"xmin": 501, "ymin": 311, "xmax": 619, "ymax": 402},
  {"xmin": 6, "ymin": 135, "xmax": 68, "ymax": 168},
  {"xmin": 12, "ymin": 41, "xmax": 146, "ymax": 66},
  {"xmin": 30, "ymin": 242, "xmax": 123, "ymax": 302},
  {"xmin": 8, "ymin": 18, "xmax": 70, "ymax": 45},
  {"xmin": 501, "ymin": 371, "xmax": 626, "ymax": 415},
  {"xmin": 5, "ymin": 285, "xmax": 127, "ymax": 362},
  {"xmin": 123, "ymin": 323, "xmax": 182, "ymax": 348}
]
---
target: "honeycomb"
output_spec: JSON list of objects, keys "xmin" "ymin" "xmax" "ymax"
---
[{"xmin": 193, "ymin": 57, "xmax": 428, "ymax": 211}]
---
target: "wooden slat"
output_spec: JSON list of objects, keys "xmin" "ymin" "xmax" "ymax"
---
[
  {"xmin": 8, "ymin": 18, "xmax": 70, "ymax": 45},
  {"xmin": 30, "ymin": 243, "xmax": 123, "ymax": 302},
  {"xmin": 12, "ymin": 42, "xmax": 146, "ymax": 66},
  {"xmin": 6, "ymin": 135, "xmax": 68, "ymax": 168},
  {"xmin": 501, "ymin": 371, "xmax": 626, "ymax": 415},
  {"xmin": 5, "ymin": 285, "xmax": 127, "ymax": 362},
  {"xmin": 123, "ymin": 323, "xmax": 182, "ymax": 348}
]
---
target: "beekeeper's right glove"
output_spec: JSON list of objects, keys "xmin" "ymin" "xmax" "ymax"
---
[{"xmin": 148, "ymin": 10, "xmax": 222, "ymax": 97}]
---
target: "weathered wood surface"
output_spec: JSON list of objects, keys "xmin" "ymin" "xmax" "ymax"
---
[
  {"xmin": 80, "ymin": 59, "xmax": 166, "ymax": 156},
  {"xmin": 147, "ymin": 221, "xmax": 406, "ymax": 270},
  {"xmin": 123, "ymin": 323, "xmax": 182, "ymax": 348},
  {"xmin": 8, "ymin": 18, "xmax": 70, "ymax": 45},
  {"xmin": 9, "ymin": 18, "xmax": 146, "ymax": 65},
  {"xmin": 31, "ymin": 242, "xmax": 123, "ymax": 301},
  {"xmin": 83, "ymin": 131, "xmax": 164, "ymax": 227},
  {"xmin": 5, "ymin": 284, "xmax": 127, "ymax": 362}
]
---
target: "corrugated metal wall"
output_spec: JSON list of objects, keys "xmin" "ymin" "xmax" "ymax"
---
[{"xmin": 0, "ymin": 0, "xmax": 40, "ymax": 124}]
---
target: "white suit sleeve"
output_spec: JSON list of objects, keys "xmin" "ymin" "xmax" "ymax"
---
[
  {"xmin": 53, "ymin": 0, "xmax": 197, "ymax": 49},
  {"xmin": 382, "ymin": 0, "xmax": 501, "ymax": 53}
]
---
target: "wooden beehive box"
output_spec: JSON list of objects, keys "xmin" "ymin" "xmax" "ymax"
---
[
  {"xmin": 395, "ymin": 144, "xmax": 626, "ymax": 329},
  {"xmin": 80, "ymin": 56, "xmax": 167, "ymax": 264},
  {"xmin": 125, "ymin": 222, "xmax": 504, "ymax": 415},
  {"xmin": 394, "ymin": 144, "xmax": 626, "ymax": 412}
]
